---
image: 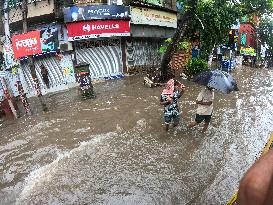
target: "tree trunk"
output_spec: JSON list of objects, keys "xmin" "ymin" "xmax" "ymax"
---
[{"xmin": 160, "ymin": 0, "xmax": 198, "ymax": 82}]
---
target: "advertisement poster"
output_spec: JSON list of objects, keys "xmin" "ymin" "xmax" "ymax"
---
[
  {"xmin": 12, "ymin": 31, "xmax": 42, "ymax": 58},
  {"xmin": 64, "ymin": 5, "xmax": 130, "ymax": 22},
  {"xmin": 60, "ymin": 55, "xmax": 75, "ymax": 84},
  {"xmin": 67, "ymin": 20, "xmax": 130, "ymax": 41},
  {"xmin": 40, "ymin": 25, "xmax": 59, "ymax": 52},
  {"xmin": 3, "ymin": 45, "xmax": 15, "ymax": 68}
]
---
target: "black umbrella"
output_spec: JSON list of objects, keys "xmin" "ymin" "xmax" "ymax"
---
[{"xmin": 193, "ymin": 70, "xmax": 239, "ymax": 94}]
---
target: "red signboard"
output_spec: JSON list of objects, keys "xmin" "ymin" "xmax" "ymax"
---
[
  {"xmin": 12, "ymin": 31, "xmax": 42, "ymax": 59},
  {"xmin": 67, "ymin": 20, "xmax": 130, "ymax": 41}
]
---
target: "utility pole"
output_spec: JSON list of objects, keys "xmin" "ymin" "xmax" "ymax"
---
[
  {"xmin": 1, "ymin": 0, "xmax": 18, "ymax": 118},
  {"xmin": 22, "ymin": 0, "xmax": 48, "ymax": 112},
  {"xmin": 2, "ymin": 0, "xmax": 31, "ymax": 116}
]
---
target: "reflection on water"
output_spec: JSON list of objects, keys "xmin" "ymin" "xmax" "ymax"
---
[{"xmin": 1, "ymin": 67, "xmax": 273, "ymax": 204}]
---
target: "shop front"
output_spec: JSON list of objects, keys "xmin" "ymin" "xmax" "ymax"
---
[
  {"xmin": 127, "ymin": 6, "xmax": 177, "ymax": 72},
  {"xmin": 64, "ymin": 5, "xmax": 131, "ymax": 80},
  {"xmin": 10, "ymin": 23, "xmax": 77, "ymax": 97},
  {"xmin": 75, "ymin": 38, "xmax": 123, "ymax": 79}
]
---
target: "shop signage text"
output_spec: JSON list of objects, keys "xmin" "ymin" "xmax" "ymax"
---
[
  {"xmin": 131, "ymin": 7, "xmax": 177, "ymax": 28},
  {"xmin": 77, "ymin": 39, "xmax": 120, "ymax": 49},
  {"xmin": 67, "ymin": 20, "xmax": 130, "ymax": 41},
  {"xmin": 64, "ymin": 5, "xmax": 130, "ymax": 22},
  {"xmin": 12, "ymin": 31, "xmax": 42, "ymax": 59}
]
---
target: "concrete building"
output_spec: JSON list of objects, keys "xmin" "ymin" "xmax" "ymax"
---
[{"xmin": 0, "ymin": 0, "xmax": 178, "ymax": 98}]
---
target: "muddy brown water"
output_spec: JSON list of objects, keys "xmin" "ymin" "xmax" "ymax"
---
[{"xmin": 1, "ymin": 67, "xmax": 273, "ymax": 205}]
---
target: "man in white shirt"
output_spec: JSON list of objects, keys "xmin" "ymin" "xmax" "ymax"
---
[
  {"xmin": 261, "ymin": 44, "xmax": 267, "ymax": 59},
  {"xmin": 188, "ymin": 86, "xmax": 214, "ymax": 132},
  {"xmin": 217, "ymin": 46, "xmax": 222, "ymax": 61}
]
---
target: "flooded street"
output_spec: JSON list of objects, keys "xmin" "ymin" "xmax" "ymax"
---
[{"xmin": 1, "ymin": 67, "xmax": 273, "ymax": 205}]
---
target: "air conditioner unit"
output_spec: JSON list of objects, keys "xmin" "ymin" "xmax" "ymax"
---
[{"xmin": 60, "ymin": 42, "xmax": 73, "ymax": 51}]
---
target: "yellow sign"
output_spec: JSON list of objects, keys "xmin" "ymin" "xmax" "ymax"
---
[
  {"xmin": 131, "ymin": 7, "xmax": 177, "ymax": 28},
  {"xmin": 240, "ymin": 47, "xmax": 256, "ymax": 56}
]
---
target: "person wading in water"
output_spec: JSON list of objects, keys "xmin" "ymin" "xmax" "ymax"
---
[
  {"xmin": 160, "ymin": 79, "xmax": 185, "ymax": 131},
  {"xmin": 188, "ymin": 86, "xmax": 214, "ymax": 132}
]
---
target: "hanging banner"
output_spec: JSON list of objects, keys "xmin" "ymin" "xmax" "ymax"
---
[
  {"xmin": 40, "ymin": 25, "xmax": 59, "ymax": 53},
  {"xmin": 3, "ymin": 45, "xmax": 15, "ymax": 68},
  {"xmin": 131, "ymin": 7, "xmax": 177, "ymax": 28},
  {"xmin": 12, "ymin": 31, "xmax": 42, "ymax": 59},
  {"xmin": 67, "ymin": 20, "xmax": 130, "ymax": 41},
  {"xmin": 64, "ymin": 5, "xmax": 130, "ymax": 23}
]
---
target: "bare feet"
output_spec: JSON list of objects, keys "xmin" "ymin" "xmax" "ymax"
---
[
  {"xmin": 165, "ymin": 124, "xmax": 169, "ymax": 131},
  {"xmin": 188, "ymin": 121, "xmax": 197, "ymax": 128},
  {"xmin": 202, "ymin": 122, "xmax": 209, "ymax": 132}
]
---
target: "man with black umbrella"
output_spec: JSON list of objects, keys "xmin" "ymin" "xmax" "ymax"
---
[{"xmin": 188, "ymin": 86, "xmax": 214, "ymax": 132}]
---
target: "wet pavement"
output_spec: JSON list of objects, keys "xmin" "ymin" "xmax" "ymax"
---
[{"xmin": 1, "ymin": 67, "xmax": 273, "ymax": 205}]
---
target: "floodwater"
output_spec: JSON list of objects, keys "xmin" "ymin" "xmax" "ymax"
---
[{"xmin": 1, "ymin": 67, "xmax": 273, "ymax": 205}]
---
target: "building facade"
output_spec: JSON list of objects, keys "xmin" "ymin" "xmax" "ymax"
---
[
  {"xmin": 63, "ymin": 4, "xmax": 131, "ymax": 80},
  {"xmin": 0, "ymin": 0, "xmax": 178, "ymax": 99},
  {"xmin": 126, "ymin": 0, "xmax": 177, "ymax": 72}
]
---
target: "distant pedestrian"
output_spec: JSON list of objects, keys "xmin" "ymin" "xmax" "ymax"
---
[
  {"xmin": 188, "ymin": 86, "xmax": 214, "ymax": 132},
  {"xmin": 160, "ymin": 79, "xmax": 185, "ymax": 131},
  {"xmin": 217, "ymin": 46, "xmax": 222, "ymax": 61},
  {"xmin": 192, "ymin": 45, "xmax": 200, "ymax": 58},
  {"xmin": 40, "ymin": 64, "xmax": 50, "ymax": 89}
]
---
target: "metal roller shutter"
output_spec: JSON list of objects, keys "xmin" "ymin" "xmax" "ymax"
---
[{"xmin": 75, "ymin": 39, "xmax": 123, "ymax": 79}]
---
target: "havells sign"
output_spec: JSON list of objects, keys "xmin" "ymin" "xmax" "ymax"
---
[{"xmin": 67, "ymin": 20, "xmax": 130, "ymax": 41}]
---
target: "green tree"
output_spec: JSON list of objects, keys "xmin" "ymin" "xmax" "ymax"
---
[
  {"xmin": 160, "ymin": 0, "xmax": 273, "ymax": 80},
  {"xmin": 185, "ymin": 1, "xmax": 241, "ymax": 59},
  {"xmin": 257, "ymin": 15, "xmax": 273, "ymax": 51},
  {"xmin": 160, "ymin": 0, "xmax": 198, "ymax": 81}
]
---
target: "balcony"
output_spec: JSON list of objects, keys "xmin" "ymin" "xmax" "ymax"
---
[
  {"xmin": 7, "ymin": 0, "xmax": 56, "ymax": 31},
  {"xmin": 7, "ymin": 0, "xmax": 47, "ymax": 9}
]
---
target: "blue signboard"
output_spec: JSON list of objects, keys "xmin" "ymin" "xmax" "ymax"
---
[{"xmin": 63, "ymin": 5, "xmax": 130, "ymax": 23}]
